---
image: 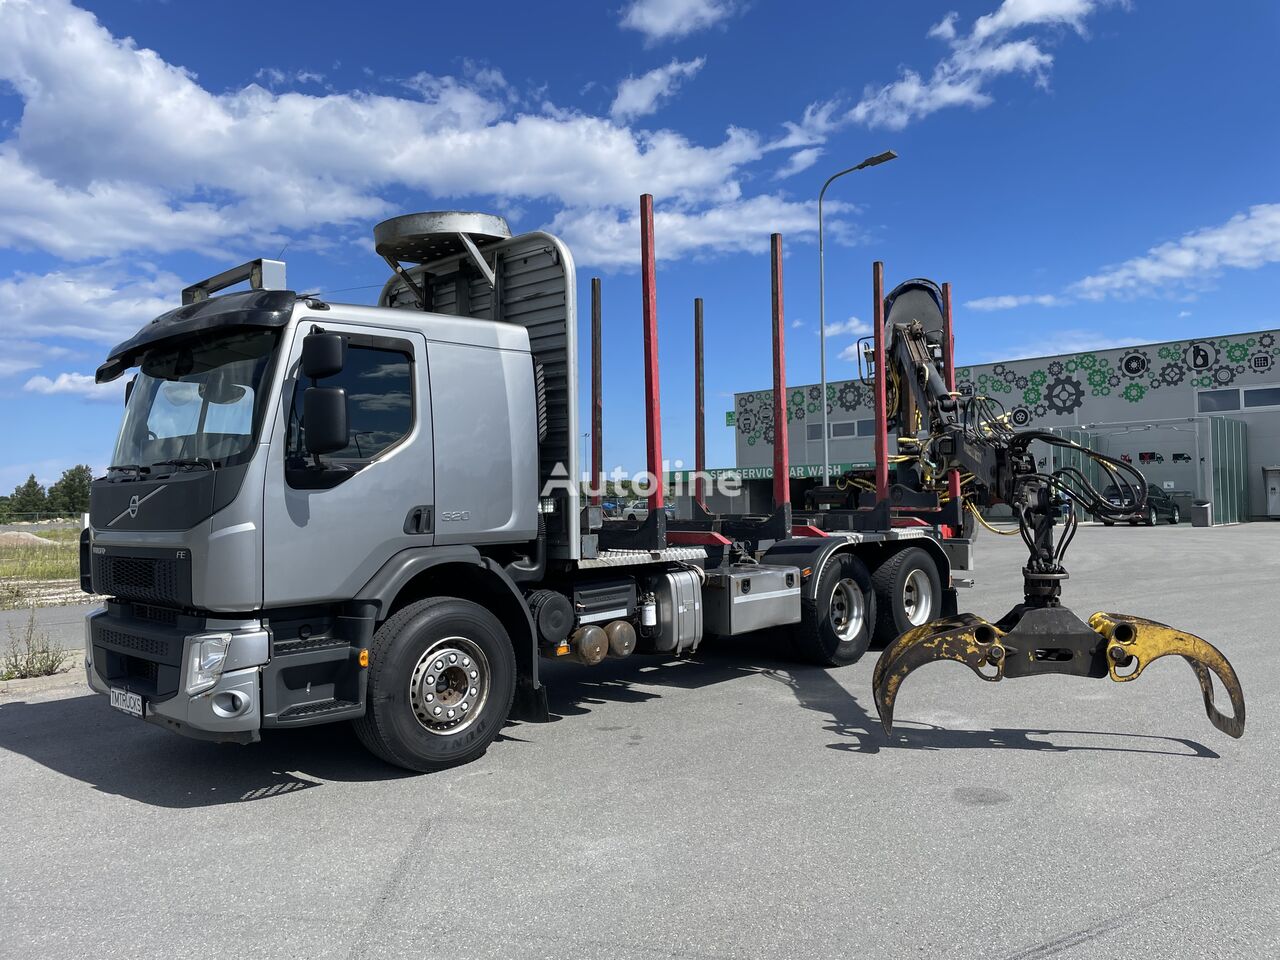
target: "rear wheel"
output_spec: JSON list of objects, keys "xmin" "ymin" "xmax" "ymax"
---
[
  {"xmin": 872, "ymin": 547, "xmax": 942, "ymax": 647},
  {"xmin": 354, "ymin": 597, "xmax": 516, "ymax": 772},
  {"xmin": 1144, "ymin": 505, "xmax": 1157, "ymax": 526},
  {"xmin": 793, "ymin": 553, "xmax": 876, "ymax": 666},
  {"xmin": 1169, "ymin": 506, "xmax": 1181, "ymax": 525}
]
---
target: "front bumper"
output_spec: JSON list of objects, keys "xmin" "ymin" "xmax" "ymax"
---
[{"xmin": 85, "ymin": 604, "xmax": 269, "ymax": 744}]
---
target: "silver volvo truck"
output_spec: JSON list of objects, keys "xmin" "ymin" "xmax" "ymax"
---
[{"xmin": 83, "ymin": 211, "xmax": 961, "ymax": 771}]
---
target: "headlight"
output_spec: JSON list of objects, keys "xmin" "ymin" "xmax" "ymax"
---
[{"xmin": 185, "ymin": 633, "xmax": 231, "ymax": 695}]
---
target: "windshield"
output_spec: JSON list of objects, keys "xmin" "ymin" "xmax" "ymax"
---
[{"xmin": 111, "ymin": 328, "xmax": 280, "ymax": 470}]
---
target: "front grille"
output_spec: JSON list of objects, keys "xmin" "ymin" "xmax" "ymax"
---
[
  {"xmin": 122, "ymin": 655, "xmax": 159, "ymax": 685},
  {"xmin": 92, "ymin": 554, "xmax": 184, "ymax": 606},
  {"xmin": 131, "ymin": 603, "xmax": 179, "ymax": 626},
  {"xmin": 98, "ymin": 627, "xmax": 170, "ymax": 659}
]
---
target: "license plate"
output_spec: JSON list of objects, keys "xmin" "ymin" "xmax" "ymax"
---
[{"xmin": 109, "ymin": 687, "xmax": 144, "ymax": 718}]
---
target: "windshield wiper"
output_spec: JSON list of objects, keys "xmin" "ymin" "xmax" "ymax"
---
[
  {"xmin": 107, "ymin": 463, "xmax": 150, "ymax": 478},
  {"xmin": 152, "ymin": 457, "xmax": 214, "ymax": 472}
]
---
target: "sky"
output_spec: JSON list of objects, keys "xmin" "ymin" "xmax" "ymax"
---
[{"xmin": 0, "ymin": 0, "xmax": 1277, "ymax": 487}]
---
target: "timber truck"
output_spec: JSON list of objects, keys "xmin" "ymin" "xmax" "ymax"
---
[{"xmin": 81, "ymin": 200, "xmax": 1245, "ymax": 772}]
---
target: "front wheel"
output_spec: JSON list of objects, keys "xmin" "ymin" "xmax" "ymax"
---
[
  {"xmin": 1169, "ymin": 506, "xmax": 1180, "ymax": 525},
  {"xmin": 354, "ymin": 597, "xmax": 516, "ymax": 772},
  {"xmin": 793, "ymin": 553, "xmax": 876, "ymax": 666},
  {"xmin": 1144, "ymin": 506, "xmax": 1157, "ymax": 526}
]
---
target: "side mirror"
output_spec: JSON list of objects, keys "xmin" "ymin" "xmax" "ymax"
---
[
  {"xmin": 304, "ymin": 386, "xmax": 349, "ymax": 455},
  {"xmin": 124, "ymin": 375, "xmax": 137, "ymax": 407},
  {"xmin": 302, "ymin": 332, "xmax": 345, "ymax": 380}
]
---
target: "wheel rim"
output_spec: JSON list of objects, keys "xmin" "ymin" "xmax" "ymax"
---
[
  {"xmin": 1150, "ymin": 508, "xmax": 1157, "ymax": 524},
  {"xmin": 409, "ymin": 637, "xmax": 490, "ymax": 736},
  {"xmin": 902, "ymin": 569, "xmax": 934, "ymax": 625},
  {"xmin": 829, "ymin": 579, "xmax": 865, "ymax": 643},
  {"xmin": 1172, "ymin": 508, "xmax": 1179, "ymax": 523}
]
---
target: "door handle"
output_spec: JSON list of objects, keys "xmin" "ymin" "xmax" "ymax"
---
[{"xmin": 403, "ymin": 506, "xmax": 433, "ymax": 535}]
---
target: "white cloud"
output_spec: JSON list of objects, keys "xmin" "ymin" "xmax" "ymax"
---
[
  {"xmin": 777, "ymin": 0, "xmax": 1116, "ymax": 143},
  {"xmin": 965, "ymin": 293, "xmax": 1066, "ymax": 310},
  {"xmin": 825, "ymin": 316, "xmax": 871, "ymax": 336},
  {"xmin": 774, "ymin": 147, "xmax": 823, "ymax": 180},
  {"xmin": 0, "ymin": 265, "xmax": 180, "ymax": 344},
  {"xmin": 0, "ymin": 0, "xmax": 798, "ymax": 267},
  {"xmin": 1071, "ymin": 203, "xmax": 1280, "ymax": 300},
  {"xmin": 23, "ymin": 371, "xmax": 122, "ymax": 401},
  {"xmin": 619, "ymin": 0, "xmax": 736, "ymax": 42},
  {"xmin": 610, "ymin": 58, "xmax": 705, "ymax": 121},
  {"xmin": 1178, "ymin": 310, "xmax": 1191, "ymax": 318},
  {"xmin": 984, "ymin": 330, "xmax": 1137, "ymax": 361},
  {"xmin": 549, "ymin": 195, "xmax": 849, "ymax": 269}
]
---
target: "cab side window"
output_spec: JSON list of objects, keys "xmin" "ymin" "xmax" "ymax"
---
[{"xmin": 286, "ymin": 342, "xmax": 414, "ymax": 467}]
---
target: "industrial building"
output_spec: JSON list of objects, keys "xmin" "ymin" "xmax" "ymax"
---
[{"xmin": 671, "ymin": 328, "xmax": 1280, "ymax": 522}]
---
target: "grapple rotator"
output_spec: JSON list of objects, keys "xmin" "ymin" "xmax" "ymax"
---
[
  {"xmin": 871, "ymin": 476, "xmax": 1246, "ymax": 740},
  {"xmin": 850, "ymin": 274, "xmax": 1245, "ymax": 741}
]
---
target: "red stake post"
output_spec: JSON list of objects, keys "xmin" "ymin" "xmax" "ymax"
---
[
  {"xmin": 693, "ymin": 297, "xmax": 706, "ymax": 506},
  {"xmin": 640, "ymin": 195, "xmax": 664, "ymax": 509},
  {"xmin": 770, "ymin": 233, "xmax": 789, "ymax": 508},
  {"xmin": 873, "ymin": 261, "xmax": 889, "ymax": 503},
  {"xmin": 591, "ymin": 277, "xmax": 603, "ymax": 506},
  {"xmin": 941, "ymin": 282, "xmax": 961, "ymax": 508}
]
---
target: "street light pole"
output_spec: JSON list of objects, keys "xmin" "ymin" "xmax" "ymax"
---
[{"xmin": 818, "ymin": 149, "xmax": 897, "ymax": 484}]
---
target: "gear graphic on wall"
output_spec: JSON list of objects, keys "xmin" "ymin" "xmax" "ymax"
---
[
  {"xmin": 1227, "ymin": 343, "xmax": 1249, "ymax": 364},
  {"xmin": 1076, "ymin": 352, "xmax": 1098, "ymax": 370},
  {"xmin": 1048, "ymin": 360, "xmax": 1064, "ymax": 376},
  {"xmin": 808, "ymin": 385, "xmax": 822, "ymax": 401},
  {"xmin": 737, "ymin": 394, "xmax": 754, "ymax": 412},
  {"xmin": 1211, "ymin": 365, "xmax": 1236, "ymax": 386},
  {"xmin": 791, "ymin": 389, "xmax": 805, "ymax": 407},
  {"xmin": 759, "ymin": 404, "xmax": 774, "ymax": 424},
  {"xmin": 763, "ymin": 424, "xmax": 775, "ymax": 445},
  {"xmin": 1029, "ymin": 369, "xmax": 1047, "ymax": 388},
  {"xmin": 1119, "ymin": 350, "xmax": 1150, "ymax": 378},
  {"xmin": 1184, "ymin": 341, "xmax": 1220, "ymax": 372},
  {"xmin": 1107, "ymin": 372, "xmax": 1121, "ymax": 388},
  {"xmin": 1010, "ymin": 407, "xmax": 1032, "ymax": 427},
  {"xmin": 1023, "ymin": 386, "xmax": 1041, "ymax": 404},
  {"xmin": 1158, "ymin": 344, "xmax": 1181, "ymax": 361},
  {"xmin": 1033, "ymin": 403, "xmax": 1048, "ymax": 418},
  {"xmin": 1014, "ymin": 375, "xmax": 1029, "ymax": 390},
  {"xmin": 1250, "ymin": 352, "xmax": 1274, "ymax": 374},
  {"xmin": 737, "ymin": 412, "xmax": 755, "ymax": 434},
  {"xmin": 1159, "ymin": 363, "xmax": 1185, "ymax": 386},
  {"xmin": 837, "ymin": 382, "xmax": 863, "ymax": 410},
  {"xmin": 1088, "ymin": 367, "xmax": 1109, "ymax": 389},
  {"xmin": 1045, "ymin": 376, "xmax": 1084, "ymax": 414},
  {"xmin": 1001, "ymin": 368, "xmax": 1018, "ymax": 383},
  {"xmin": 1259, "ymin": 333, "xmax": 1275, "ymax": 349},
  {"xmin": 807, "ymin": 401, "xmax": 820, "ymax": 414},
  {"xmin": 992, "ymin": 363, "xmax": 1008, "ymax": 377},
  {"xmin": 1122, "ymin": 382, "xmax": 1146, "ymax": 403},
  {"xmin": 746, "ymin": 433, "xmax": 757, "ymax": 446}
]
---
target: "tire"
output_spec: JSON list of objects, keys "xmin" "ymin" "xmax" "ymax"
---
[
  {"xmin": 1169, "ymin": 506, "xmax": 1180, "ymax": 525},
  {"xmin": 353, "ymin": 597, "xmax": 516, "ymax": 773},
  {"xmin": 871, "ymin": 547, "xmax": 943, "ymax": 647},
  {"xmin": 1144, "ymin": 506, "xmax": 1157, "ymax": 527},
  {"xmin": 793, "ymin": 553, "xmax": 876, "ymax": 666}
]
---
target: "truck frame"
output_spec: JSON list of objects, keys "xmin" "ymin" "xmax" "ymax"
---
[{"xmin": 82, "ymin": 199, "xmax": 972, "ymax": 771}]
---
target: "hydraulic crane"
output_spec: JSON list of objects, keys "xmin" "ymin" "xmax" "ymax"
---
[{"xmin": 806, "ymin": 271, "xmax": 1246, "ymax": 739}]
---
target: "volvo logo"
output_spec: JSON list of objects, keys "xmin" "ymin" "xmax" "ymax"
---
[{"xmin": 107, "ymin": 485, "xmax": 167, "ymax": 527}]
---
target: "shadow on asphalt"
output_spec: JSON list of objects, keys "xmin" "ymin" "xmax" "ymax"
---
[
  {"xmin": 0, "ymin": 634, "xmax": 1217, "ymax": 808},
  {"xmin": 0, "ymin": 694, "xmax": 412, "ymax": 808},
  {"xmin": 543, "ymin": 632, "xmax": 1220, "ymax": 760}
]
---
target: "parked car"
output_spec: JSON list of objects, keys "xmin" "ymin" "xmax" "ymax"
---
[
  {"xmin": 622, "ymin": 498, "xmax": 676, "ymax": 521},
  {"xmin": 1096, "ymin": 483, "xmax": 1181, "ymax": 526}
]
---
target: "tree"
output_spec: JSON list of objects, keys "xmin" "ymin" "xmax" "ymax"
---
[
  {"xmin": 0, "ymin": 495, "xmax": 10, "ymax": 523},
  {"xmin": 47, "ymin": 465, "xmax": 93, "ymax": 518},
  {"xmin": 9, "ymin": 475, "xmax": 48, "ymax": 519}
]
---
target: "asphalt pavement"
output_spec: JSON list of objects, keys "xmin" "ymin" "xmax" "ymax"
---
[{"xmin": 1, "ymin": 522, "xmax": 1277, "ymax": 959}]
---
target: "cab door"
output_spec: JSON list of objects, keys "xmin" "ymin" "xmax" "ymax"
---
[{"xmin": 262, "ymin": 322, "xmax": 433, "ymax": 606}]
